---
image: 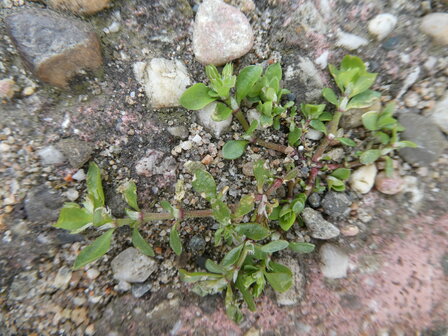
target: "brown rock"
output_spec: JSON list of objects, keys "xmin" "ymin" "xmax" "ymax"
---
[
  {"xmin": 375, "ymin": 172, "xmax": 404, "ymax": 195},
  {"xmin": 46, "ymin": 0, "xmax": 110, "ymax": 15},
  {"xmin": 5, "ymin": 9, "xmax": 102, "ymax": 88},
  {"xmin": 0, "ymin": 78, "xmax": 17, "ymax": 99}
]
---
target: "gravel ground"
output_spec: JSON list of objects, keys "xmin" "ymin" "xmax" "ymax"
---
[{"xmin": 0, "ymin": 0, "xmax": 447, "ymax": 335}]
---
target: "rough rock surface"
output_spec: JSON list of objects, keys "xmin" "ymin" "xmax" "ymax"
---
[
  {"xmin": 429, "ymin": 94, "xmax": 448, "ymax": 134},
  {"xmin": 321, "ymin": 191, "xmax": 352, "ymax": 219},
  {"xmin": 55, "ymin": 138, "xmax": 94, "ymax": 168},
  {"xmin": 275, "ymin": 257, "xmax": 305, "ymax": 306},
  {"xmin": 193, "ymin": 0, "xmax": 254, "ymax": 65},
  {"xmin": 5, "ymin": 9, "xmax": 102, "ymax": 88},
  {"xmin": 24, "ymin": 185, "xmax": 63, "ymax": 223},
  {"xmin": 46, "ymin": 0, "xmax": 110, "ymax": 15},
  {"xmin": 420, "ymin": 13, "xmax": 448, "ymax": 45},
  {"xmin": 197, "ymin": 102, "xmax": 232, "ymax": 137},
  {"xmin": 111, "ymin": 248, "xmax": 157, "ymax": 283},
  {"xmin": 135, "ymin": 149, "xmax": 177, "ymax": 188},
  {"xmin": 301, "ymin": 207, "xmax": 340, "ymax": 240},
  {"xmin": 319, "ymin": 243, "xmax": 349, "ymax": 279}
]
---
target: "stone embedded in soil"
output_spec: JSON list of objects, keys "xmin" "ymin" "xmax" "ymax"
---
[
  {"xmin": 53, "ymin": 266, "xmax": 72, "ymax": 289},
  {"xmin": 25, "ymin": 185, "xmax": 63, "ymax": 223},
  {"xmin": 335, "ymin": 31, "xmax": 368, "ymax": 50},
  {"xmin": 45, "ymin": 0, "xmax": 110, "ymax": 15},
  {"xmin": 420, "ymin": 13, "xmax": 448, "ymax": 45},
  {"xmin": 301, "ymin": 207, "xmax": 340, "ymax": 240},
  {"xmin": 319, "ymin": 243, "xmax": 349, "ymax": 279},
  {"xmin": 429, "ymin": 94, "xmax": 448, "ymax": 134},
  {"xmin": 197, "ymin": 102, "xmax": 232, "ymax": 138},
  {"xmin": 5, "ymin": 9, "xmax": 102, "ymax": 88},
  {"xmin": 341, "ymin": 99, "xmax": 381, "ymax": 129},
  {"xmin": 188, "ymin": 235, "xmax": 206, "ymax": 255},
  {"xmin": 321, "ymin": 191, "xmax": 352, "ymax": 219},
  {"xmin": 135, "ymin": 149, "xmax": 177, "ymax": 188},
  {"xmin": 398, "ymin": 113, "xmax": 447, "ymax": 166},
  {"xmin": 0, "ymin": 78, "xmax": 17, "ymax": 99},
  {"xmin": 143, "ymin": 58, "xmax": 191, "ymax": 108},
  {"xmin": 55, "ymin": 138, "xmax": 93, "ymax": 169},
  {"xmin": 132, "ymin": 282, "xmax": 152, "ymax": 298},
  {"xmin": 167, "ymin": 126, "xmax": 189, "ymax": 139},
  {"xmin": 307, "ymin": 193, "xmax": 321, "ymax": 208},
  {"xmin": 37, "ymin": 145, "xmax": 65, "ymax": 166},
  {"xmin": 350, "ymin": 164, "xmax": 377, "ymax": 194},
  {"xmin": 375, "ymin": 172, "xmax": 404, "ymax": 195},
  {"xmin": 368, "ymin": 13, "xmax": 397, "ymax": 41},
  {"xmin": 111, "ymin": 247, "xmax": 157, "ymax": 283},
  {"xmin": 8, "ymin": 271, "xmax": 39, "ymax": 301},
  {"xmin": 275, "ymin": 257, "xmax": 305, "ymax": 306},
  {"xmin": 193, "ymin": 0, "xmax": 254, "ymax": 65},
  {"xmin": 305, "ymin": 129, "xmax": 323, "ymax": 141}
]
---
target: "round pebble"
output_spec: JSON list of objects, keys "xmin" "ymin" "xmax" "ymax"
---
[
  {"xmin": 340, "ymin": 225, "xmax": 360, "ymax": 237},
  {"xmin": 368, "ymin": 13, "xmax": 397, "ymax": 41}
]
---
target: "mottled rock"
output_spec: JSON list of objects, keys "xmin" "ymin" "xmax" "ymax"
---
[
  {"xmin": 341, "ymin": 99, "xmax": 381, "ymax": 128},
  {"xmin": 307, "ymin": 193, "xmax": 321, "ymax": 208},
  {"xmin": 291, "ymin": 2, "xmax": 327, "ymax": 34},
  {"xmin": 368, "ymin": 14, "xmax": 397, "ymax": 40},
  {"xmin": 111, "ymin": 248, "xmax": 157, "ymax": 283},
  {"xmin": 321, "ymin": 191, "xmax": 352, "ymax": 219},
  {"xmin": 375, "ymin": 172, "xmax": 404, "ymax": 195},
  {"xmin": 0, "ymin": 78, "xmax": 17, "ymax": 99},
  {"xmin": 350, "ymin": 164, "xmax": 377, "ymax": 194},
  {"xmin": 319, "ymin": 243, "xmax": 349, "ymax": 279},
  {"xmin": 25, "ymin": 185, "xmax": 63, "ymax": 223},
  {"xmin": 8, "ymin": 271, "xmax": 39, "ymax": 301},
  {"xmin": 275, "ymin": 257, "xmax": 305, "ymax": 306},
  {"xmin": 53, "ymin": 266, "xmax": 72, "ymax": 289},
  {"xmin": 55, "ymin": 138, "xmax": 93, "ymax": 168},
  {"xmin": 336, "ymin": 31, "xmax": 368, "ymax": 50},
  {"xmin": 305, "ymin": 129, "xmax": 323, "ymax": 141},
  {"xmin": 5, "ymin": 9, "xmax": 102, "ymax": 88},
  {"xmin": 188, "ymin": 235, "xmax": 206, "ymax": 255},
  {"xmin": 398, "ymin": 114, "xmax": 446, "ymax": 166},
  {"xmin": 420, "ymin": 13, "xmax": 448, "ymax": 45},
  {"xmin": 135, "ymin": 150, "xmax": 177, "ymax": 188},
  {"xmin": 37, "ymin": 145, "xmax": 65, "ymax": 166},
  {"xmin": 429, "ymin": 94, "xmax": 448, "ymax": 134},
  {"xmin": 132, "ymin": 282, "xmax": 152, "ymax": 298},
  {"xmin": 143, "ymin": 58, "xmax": 191, "ymax": 108},
  {"xmin": 193, "ymin": 0, "xmax": 254, "ymax": 65},
  {"xmin": 167, "ymin": 126, "xmax": 189, "ymax": 139},
  {"xmin": 46, "ymin": 0, "xmax": 110, "ymax": 15},
  {"xmin": 340, "ymin": 225, "xmax": 359, "ymax": 237},
  {"xmin": 301, "ymin": 207, "xmax": 340, "ymax": 240},
  {"xmin": 197, "ymin": 102, "xmax": 232, "ymax": 137}
]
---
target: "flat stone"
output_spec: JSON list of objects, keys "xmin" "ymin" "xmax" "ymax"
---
[
  {"xmin": 301, "ymin": 207, "xmax": 340, "ymax": 240},
  {"xmin": 336, "ymin": 31, "xmax": 368, "ymax": 51},
  {"xmin": 55, "ymin": 138, "xmax": 93, "ymax": 168},
  {"xmin": 132, "ymin": 282, "xmax": 152, "ymax": 298},
  {"xmin": 111, "ymin": 247, "xmax": 157, "ymax": 283},
  {"xmin": 429, "ymin": 94, "xmax": 448, "ymax": 134},
  {"xmin": 37, "ymin": 145, "xmax": 65, "ymax": 165},
  {"xmin": 319, "ymin": 243, "xmax": 349, "ymax": 279},
  {"xmin": 420, "ymin": 13, "xmax": 448, "ymax": 45},
  {"xmin": 275, "ymin": 257, "xmax": 305, "ymax": 306},
  {"xmin": 45, "ymin": 0, "xmax": 110, "ymax": 15},
  {"xmin": 193, "ymin": 0, "xmax": 254, "ymax": 65},
  {"xmin": 25, "ymin": 185, "xmax": 63, "ymax": 223},
  {"xmin": 321, "ymin": 191, "xmax": 352, "ymax": 219},
  {"xmin": 398, "ymin": 113, "xmax": 447, "ymax": 166},
  {"xmin": 5, "ymin": 9, "xmax": 102, "ymax": 88},
  {"xmin": 135, "ymin": 149, "xmax": 177, "ymax": 188},
  {"xmin": 8, "ymin": 271, "xmax": 39, "ymax": 301},
  {"xmin": 53, "ymin": 266, "xmax": 72, "ymax": 289},
  {"xmin": 197, "ymin": 102, "xmax": 232, "ymax": 138}
]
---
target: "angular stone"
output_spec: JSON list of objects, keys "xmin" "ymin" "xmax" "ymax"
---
[
  {"xmin": 301, "ymin": 207, "xmax": 340, "ymax": 240},
  {"xmin": 37, "ymin": 145, "xmax": 65, "ymax": 166},
  {"xmin": 135, "ymin": 149, "xmax": 177, "ymax": 188},
  {"xmin": 111, "ymin": 248, "xmax": 157, "ymax": 283},
  {"xmin": 341, "ymin": 99, "xmax": 381, "ymax": 129},
  {"xmin": 429, "ymin": 94, "xmax": 448, "ymax": 134},
  {"xmin": 275, "ymin": 257, "xmax": 305, "ymax": 306},
  {"xmin": 197, "ymin": 102, "xmax": 232, "ymax": 138},
  {"xmin": 5, "ymin": 9, "xmax": 102, "ymax": 88},
  {"xmin": 25, "ymin": 185, "xmax": 63, "ymax": 223},
  {"xmin": 321, "ymin": 191, "xmax": 352, "ymax": 219},
  {"xmin": 320, "ymin": 243, "xmax": 349, "ymax": 279},
  {"xmin": 193, "ymin": 0, "xmax": 254, "ymax": 65},
  {"xmin": 45, "ymin": 0, "xmax": 110, "ymax": 15},
  {"xmin": 420, "ymin": 13, "xmax": 448, "ymax": 45},
  {"xmin": 398, "ymin": 113, "xmax": 447, "ymax": 166},
  {"xmin": 55, "ymin": 138, "xmax": 93, "ymax": 168}
]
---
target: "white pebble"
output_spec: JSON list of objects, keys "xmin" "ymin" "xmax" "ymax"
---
[
  {"xmin": 320, "ymin": 243, "xmax": 349, "ymax": 279},
  {"xmin": 65, "ymin": 188, "xmax": 79, "ymax": 201},
  {"xmin": 336, "ymin": 31, "xmax": 368, "ymax": 50},
  {"xmin": 368, "ymin": 13, "xmax": 397, "ymax": 40},
  {"xmin": 180, "ymin": 141, "xmax": 193, "ymax": 151},
  {"xmin": 315, "ymin": 50, "xmax": 329, "ymax": 70},
  {"xmin": 86, "ymin": 269, "xmax": 100, "ymax": 280},
  {"xmin": 305, "ymin": 129, "xmax": 323, "ymax": 140},
  {"xmin": 350, "ymin": 164, "xmax": 377, "ymax": 194},
  {"xmin": 72, "ymin": 169, "xmax": 86, "ymax": 181}
]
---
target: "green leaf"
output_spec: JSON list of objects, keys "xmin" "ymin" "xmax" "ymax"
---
[
  {"xmin": 337, "ymin": 137, "xmax": 356, "ymax": 147},
  {"xmin": 192, "ymin": 169, "xmax": 217, "ymax": 200},
  {"xmin": 245, "ymin": 120, "xmax": 258, "ymax": 137},
  {"xmin": 310, "ymin": 119, "xmax": 327, "ymax": 134},
  {"xmin": 222, "ymin": 140, "xmax": 248, "ymax": 160},
  {"xmin": 268, "ymin": 261, "xmax": 292, "ymax": 275},
  {"xmin": 322, "ymin": 88, "xmax": 338, "ymax": 105},
  {"xmin": 221, "ymin": 244, "xmax": 244, "ymax": 267},
  {"xmin": 331, "ymin": 168, "xmax": 351, "ymax": 180},
  {"xmin": 170, "ymin": 226, "xmax": 182, "ymax": 256},
  {"xmin": 350, "ymin": 73, "xmax": 377, "ymax": 97},
  {"xmin": 264, "ymin": 62, "xmax": 282, "ymax": 82},
  {"xmin": 211, "ymin": 199, "xmax": 232, "ymax": 225},
  {"xmin": 87, "ymin": 162, "xmax": 105, "ymax": 209},
  {"xmin": 132, "ymin": 228, "xmax": 155, "ymax": 257},
  {"xmin": 289, "ymin": 242, "xmax": 315, "ymax": 253},
  {"xmin": 55, "ymin": 204, "xmax": 92, "ymax": 232},
  {"xmin": 347, "ymin": 90, "xmax": 381, "ymax": 109},
  {"xmin": 179, "ymin": 269, "xmax": 223, "ymax": 283},
  {"xmin": 264, "ymin": 271, "xmax": 292, "ymax": 293},
  {"xmin": 260, "ymin": 240, "xmax": 289, "ymax": 253},
  {"xmin": 254, "ymin": 160, "xmax": 272, "ymax": 193},
  {"xmin": 359, "ymin": 149, "xmax": 382, "ymax": 165},
  {"xmin": 236, "ymin": 278, "xmax": 256, "ymax": 311},
  {"xmin": 205, "ymin": 65, "xmax": 220, "ymax": 81},
  {"xmin": 233, "ymin": 194, "xmax": 255, "ymax": 218},
  {"xmin": 73, "ymin": 229, "xmax": 114, "ymax": 270},
  {"xmin": 395, "ymin": 140, "xmax": 418, "ymax": 149},
  {"xmin": 376, "ymin": 114, "xmax": 397, "ymax": 129},
  {"xmin": 192, "ymin": 278, "xmax": 227, "ymax": 297},
  {"xmin": 362, "ymin": 111, "xmax": 379, "ymax": 131},
  {"xmin": 205, "ymin": 259, "xmax": 226, "ymax": 274},
  {"xmin": 225, "ymin": 284, "xmax": 243, "ymax": 323},
  {"xmin": 375, "ymin": 131, "xmax": 390, "ymax": 145},
  {"xmin": 122, "ymin": 181, "xmax": 139, "ymax": 211},
  {"xmin": 340, "ymin": 55, "xmax": 366, "ymax": 72},
  {"xmin": 279, "ymin": 212, "xmax": 296, "ymax": 231},
  {"xmin": 236, "ymin": 65, "xmax": 263, "ymax": 104},
  {"xmin": 327, "ymin": 176, "xmax": 346, "ymax": 191},
  {"xmin": 236, "ymin": 223, "xmax": 270, "ymax": 241},
  {"xmin": 319, "ymin": 111, "xmax": 334, "ymax": 122},
  {"xmin": 291, "ymin": 194, "xmax": 306, "ymax": 214},
  {"xmin": 288, "ymin": 126, "xmax": 302, "ymax": 146},
  {"xmin": 92, "ymin": 207, "xmax": 113, "ymax": 227},
  {"xmin": 222, "ymin": 63, "xmax": 234, "ymax": 78},
  {"xmin": 160, "ymin": 200, "xmax": 174, "ymax": 216},
  {"xmin": 179, "ymin": 83, "xmax": 217, "ymax": 110},
  {"xmin": 212, "ymin": 102, "xmax": 232, "ymax": 121}
]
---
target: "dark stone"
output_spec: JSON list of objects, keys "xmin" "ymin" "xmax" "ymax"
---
[
  {"xmin": 381, "ymin": 36, "xmax": 401, "ymax": 50},
  {"xmin": 442, "ymin": 253, "xmax": 448, "ymax": 276},
  {"xmin": 5, "ymin": 9, "xmax": 102, "ymax": 88},
  {"xmin": 321, "ymin": 191, "xmax": 352, "ymax": 219},
  {"xmin": 132, "ymin": 282, "xmax": 152, "ymax": 298},
  {"xmin": 339, "ymin": 294, "xmax": 363, "ymax": 310},
  {"xmin": 55, "ymin": 138, "xmax": 94, "ymax": 168},
  {"xmin": 56, "ymin": 232, "xmax": 85, "ymax": 245},
  {"xmin": 398, "ymin": 114, "xmax": 447, "ymax": 166},
  {"xmin": 188, "ymin": 235, "xmax": 206, "ymax": 255},
  {"xmin": 307, "ymin": 193, "xmax": 321, "ymax": 208},
  {"xmin": 24, "ymin": 186, "xmax": 63, "ymax": 223}
]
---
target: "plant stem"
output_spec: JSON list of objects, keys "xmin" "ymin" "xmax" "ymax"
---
[
  {"xmin": 235, "ymin": 110, "xmax": 250, "ymax": 131},
  {"xmin": 253, "ymin": 138, "xmax": 296, "ymax": 155},
  {"xmin": 142, "ymin": 209, "xmax": 214, "ymax": 222}
]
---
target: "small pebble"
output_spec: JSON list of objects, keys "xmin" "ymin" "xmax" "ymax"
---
[
  {"xmin": 201, "ymin": 154, "xmax": 213, "ymax": 165},
  {"xmin": 368, "ymin": 13, "xmax": 397, "ymax": 40},
  {"xmin": 86, "ymin": 269, "xmax": 100, "ymax": 280},
  {"xmin": 0, "ymin": 78, "xmax": 16, "ymax": 99},
  {"xmin": 340, "ymin": 225, "xmax": 359, "ymax": 237},
  {"xmin": 375, "ymin": 172, "xmax": 404, "ymax": 195},
  {"xmin": 404, "ymin": 91, "xmax": 419, "ymax": 107},
  {"xmin": 350, "ymin": 164, "xmax": 377, "ymax": 194},
  {"xmin": 23, "ymin": 86, "xmax": 35, "ymax": 96},
  {"xmin": 72, "ymin": 169, "xmax": 86, "ymax": 181},
  {"xmin": 336, "ymin": 31, "xmax": 368, "ymax": 50},
  {"xmin": 420, "ymin": 13, "xmax": 448, "ymax": 45},
  {"xmin": 65, "ymin": 189, "xmax": 79, "ymax": 201}
]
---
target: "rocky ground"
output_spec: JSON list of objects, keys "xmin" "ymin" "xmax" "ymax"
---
[{"xmin": 0, "ymin": 0, "xmax": 447, "ymax": 335}]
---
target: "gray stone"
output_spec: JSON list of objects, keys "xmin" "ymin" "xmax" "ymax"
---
[
  {"xmin": 187, "ymin": 235, "xmax": 206, "ymax": 255},
  {"xmin": 25, "ymin": 185, "xmax": 63, "ymax": 223},
  {"xmin": 132, "ymin": 282, "xmax": 152, "ymax": 298},
  {"xmin": 111, "ymin": 247, "xmax": 157, "ymax": 283},
  {"xmin": 321, "ymin": 191, "xmax": 352, "ymax": 219},
  {"xmin": 307, "ymin": 193, "xmax": 321, "ymax": 208},
  {"xmin": 275, "ymin": 257, "xmax": 305, "ymax": 306},
  {"xmin": 420, "ymin": 13, "xmax": 448, "ymax": 45},
  {"xmin": 197, "ymin": 102, "xmax": 232, "ymax": 138},
  {"xmin": 429, "ymin": 94, "xmax": 448, "ymax": 134},
  {"xmin": 398, "ymin": 113, "xmax": 447, "ymax": 166},
  {"xmin": 319, "ymin": 243, "xmax": 349, "ymax": 279},
  {"xmin": 167, "ymin": 126, "xmax": 189, "ymax": 139},
  {"xmin": 290, "ymin": 2, "xmax": 327, "ymax": 34},
  {"xmin": 55, "ymin": 138, "xmax": 93, "ymax": 168},
  {"xmin": 368, "ymin": 13, "xmax": 397, "ymax": 41},
  {"xmin": 341, "ymin": 100, "xmax": 381, "ymax": 129},
  {"xmin": 53, "ymin": 266, "xmax": 72, "ymax": 289},
  {"xmin": 193, "ymin": 0, "xmax": 254, "ymax": 65},
  {"xmin": 301, "ymin": 207, "xmax": 340, "ymax": 240},
  {"xmin": 135, "ymin": 150, "xmax": 177, "ymax": 188},
  {"xmin": 5, "ymin": 9, "xmax": 102, "ymax": 88},
  {"xmin": 8, "ymin": 271, "xmax": 39, "ymax": 301},
  {"xmin": 37, "ymin": 145, "xmax": 65, "ymax": 166}
]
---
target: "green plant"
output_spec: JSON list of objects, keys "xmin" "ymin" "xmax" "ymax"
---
[{"xmin": 55, "ymin": 55, "xmax": 415, "ymax": 323}]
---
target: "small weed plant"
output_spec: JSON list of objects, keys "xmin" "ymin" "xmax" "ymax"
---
[{"xmin": 55, "ymin": 55, "xmax": 415, "ymax": 322}]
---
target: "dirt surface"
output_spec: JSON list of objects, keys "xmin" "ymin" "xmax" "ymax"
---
[{"xmin": 0, "ymin": 0, "xmax": 447, "ymax": 335}]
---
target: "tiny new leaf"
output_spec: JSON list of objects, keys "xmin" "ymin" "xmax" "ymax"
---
[
  {"xmin": 170, "ymin": 226, "xmax": 182, "ymax": 256},
  {"xmin": 192, "ymin": 169, "xmax": 217, "ymax": 200},
  {"xmin": 122, "ymin": 181, "xmax": 140, "ymax": 211},
  {"xmin": 236, "ymin": 65, "xmax": 263, "ymax": 104},
  {"xmin": 87, "ymin": 162, "xmax": 105, "ymax": 209},
  {"xmin": 233, "ymin": 194, "xmax": 255, "ymax": 218},
  {"xmin": 359, "ymin": 149, "xmax": 382, "ymax": 165},
  {"xmin": 222, "ymin": 140, "xmax": 249, "ymax": 160}
]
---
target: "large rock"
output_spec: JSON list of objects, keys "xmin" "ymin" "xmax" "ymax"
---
[
  {"xmin": 429, "ymin": 94, "xmax": 448, "ymax": 134},
  {"xmin": 193, "ymin": 0, "xmax": 254, "ymax": 65},
  {"xmin": 55, "ymin": 138, "xmax": 93, "ymax": 168},
  {"xmin": 319, "ymin": 243, "xmax": 349, "ymax": 279},
  {"xmin": 398, "ymin": 113, "xmax": 447, "ymax": 166},
  {"xmin": 111, "ymin": 248, "xmax": 157, "ymax": 283},
  {"xmin": 5, "ymin": 9, "xmax": 102, "ymax": 88},
  {"xmin": 420, "ymin": 13, "xmax": 448, "ymax": 45},
  {"xmin": 45, "ymin": 0, "xmax": 110, "ymax": 15},
  {"xmin": 321, "ymin": 191, "xmax": 352, "ymax": 219},
  {"xmin": 301, "ymin": 207, "xmax": 340, "ymax": 240}
]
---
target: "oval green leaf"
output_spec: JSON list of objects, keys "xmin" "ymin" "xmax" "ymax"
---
[
  {"xmin": 236, "ymin": 223, "xmax": 270, "ymax": 241},
  {"xmin": 179, "ymin": 83, "xmax": 217, "ymax": 110},
  {"xmin": 236, "ymin": 65, "xmax": 263, "ymax": 104},
  {"xmin": 192, "ymin": 169, "xmax": 217, "ymax": 200},
  {"xmin": 222, "ymin": 140, "xmax": 248, "ymax": 160},
  {"xmin": 260, "ymin": 240, "xmax": 289, "ymax": 253},
  {"xmin": 359, "ymin": 149, "xmax": 382, "ymax": 165},
  {"xmin": 170, "ymin": 226, "xmax": 182, "ymax": 256},
  {"xmin": 288, "ymin": 242, "xmax": 315, "ymax": 253}
]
